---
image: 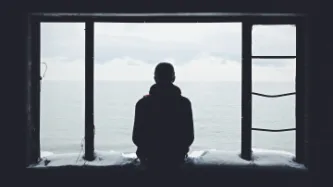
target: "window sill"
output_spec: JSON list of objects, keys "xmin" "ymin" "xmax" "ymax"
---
[
  {"xmin": 26, "ymin": 149, "xmax": 309, "ymax": 187},
  {"xmin": 29, "ymin": 148, "xmax": 306, "ymax": 171}
]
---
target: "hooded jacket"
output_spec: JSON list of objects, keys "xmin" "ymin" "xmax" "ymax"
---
[{"xmin": 132, "ymin": 83, "xmax": 194, "ymax": 162}]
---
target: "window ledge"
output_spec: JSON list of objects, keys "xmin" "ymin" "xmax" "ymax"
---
[{"xmin": 28, "ymin": 148, "xmax": 306, "ymax": 172}]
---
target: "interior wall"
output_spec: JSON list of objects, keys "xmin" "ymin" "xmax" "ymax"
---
[
  {"xmin": 3, "ymin": 1, "xmax": 332, "ymax": 184},
  {"xmin": 307, "ymin": 12, "xmax": 333, "ymax": 181},
  {"xmin": 3, "ymin": 12, "xmax": 29, "ymax": 170}
]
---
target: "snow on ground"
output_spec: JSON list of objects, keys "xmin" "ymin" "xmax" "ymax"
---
[{"xmin": 33, "ymin": 149, "xmax": 305, "ymax": 169}]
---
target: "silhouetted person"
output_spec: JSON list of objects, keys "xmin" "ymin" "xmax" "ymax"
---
[{"xmin": 132, "ymin": 62, "xmax": 194, "ymax": 168}]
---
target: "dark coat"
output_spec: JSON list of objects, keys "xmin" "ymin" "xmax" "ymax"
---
[{"xmin": 132, "ymin": 83, "xmax": 194, "ymax": 164}]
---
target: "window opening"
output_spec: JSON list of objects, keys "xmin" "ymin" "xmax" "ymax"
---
[
  {"xmin": 28, "ymin": 14, "xmax": 305, "ymax": 166},
  {"xmin": 241, "ymin": 23, "xmax": 305, "ymax": 163},
  {"xmin": 93, "ymin": 23, "xmax": 242, "ymax": 153},
  {"xmin": 40, "ymin": 23, "xmax": 85, "ymax": 157}
]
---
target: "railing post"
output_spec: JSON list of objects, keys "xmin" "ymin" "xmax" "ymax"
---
[
  {"xmin": 241, "ymin": 22, "xmax": 252, "ymax": 160},
  {"xmin": 84, "ymin": 20, "xmax": 95, "ymax": 161}
]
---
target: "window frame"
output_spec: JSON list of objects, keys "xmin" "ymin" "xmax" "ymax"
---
[
  {"xmin": 242, "ymin": 22, "xmax": 305, "ymax": 163},
  {"xmin": 26, "ymin": 13, "xmax": 307, "ymax": 166}
]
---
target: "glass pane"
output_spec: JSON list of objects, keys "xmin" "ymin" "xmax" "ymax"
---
[
  {"xmin": 40, "ymin": 23, "xmax": 85, "ymax": 154},
  {"xmin": 252, "ymin": 59, "xmax": 296, "ymax": 154},
  {"xmin": 94, "ymin": 23, "xmax": 242, "ymax": 153},
  {"xmin": 252, "ymin": 25, "xmax": 296, "ymax": 56}
]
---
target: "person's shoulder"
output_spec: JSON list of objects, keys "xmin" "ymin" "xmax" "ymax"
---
[
  {"xmin": 136, "ymin": 94, "xmax": 151, "ymax": 106},
  {"xmin": 180, "ymin": 96, "xmax": 192, "ymax": 106}
]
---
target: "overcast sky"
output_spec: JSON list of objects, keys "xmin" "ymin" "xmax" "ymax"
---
[{"xmin": 41, "ymin": 23, "xmax": 296, "ymax": 82}]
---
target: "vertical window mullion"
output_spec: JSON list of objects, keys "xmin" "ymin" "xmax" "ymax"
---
[
  {"xmin": 84, "ymin": 21, "xmax": 95, "ymax": 161},
  {"xmin": 241, "ymin": 22, "xmax": 253, "ymax": 160},
  {"xmin": 296, "ymin": 21, "xmax": 305, "ymax": 164},
  {"xmin": 28, "ymin": 17, "xmax": 41, "ymax": 165},
  {"xmin": 33, "ymin": 20, "xmax": 41, "ymax": 163}
]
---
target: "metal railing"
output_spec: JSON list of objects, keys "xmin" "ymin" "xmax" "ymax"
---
[
  {"xmin": 252, "ymin": 92, "xmax": 295, "ymax": 98},
  {"xmin": 252, "ymin": 128, "xmax": 296, "ymax": 132},
  {"xmin": 251, "ymin": 91, "xmax": 296, "ymax": 132}
]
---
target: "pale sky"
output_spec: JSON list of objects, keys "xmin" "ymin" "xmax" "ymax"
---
[{"xmin": 41, "ymin": 23, "xmax": 296, "ymax": 82}]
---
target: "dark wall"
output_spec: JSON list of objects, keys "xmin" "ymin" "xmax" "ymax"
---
[
  {"xmin": 3, "ymin": 0, "xmax": 332, "ymax": 185},
  {"xmin": 3, "ymin": 12, "xmax": 29, "ymax": 170},
  {"xmin": 307, "ymin": 11, "xmax": 333, "ymax": 181}
]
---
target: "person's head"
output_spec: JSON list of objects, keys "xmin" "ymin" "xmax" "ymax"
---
[{"xmin": 154, "ymin": 62, "xmax": 175, "ymax": 84}]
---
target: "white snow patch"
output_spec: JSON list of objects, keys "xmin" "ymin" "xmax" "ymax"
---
[
  {"xmin": 251, "ymin": 148, "xmax": 304, "ymax": 168},
  {"xmin": 196, "ymin": 150, "xmax": 249, "ymax": 166},
  {"xmin": 188, "ymin": 150, "xmax": 206, "ymax": 158},
  {"xmin": 122, "ymin": 152, "xmax": 137, "ymax": 159},
  {"xmin": 31, "ymin": 151, "xmax": 132, "ymax": 168},
  {"xmin": 188, "ymin": 149, "xmax": 216, "ymax": 158},
  {"xmin": 41, "ymin": 151, "xmax": 54, "ymax": 158},
  {"xmin": 31, "ymin": 149, "xmax": 305, "ymax": 170},
  {"xmin": 197, "ymin": 148, "xmax": 305, "ymax": 169}
]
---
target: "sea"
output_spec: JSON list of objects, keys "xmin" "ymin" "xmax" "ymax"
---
[{"xmin": 40, "ymin": 81, "xmax": 296, "ymax": 154}]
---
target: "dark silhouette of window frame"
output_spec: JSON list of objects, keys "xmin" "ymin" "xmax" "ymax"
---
[
  {"xmin": 26, "ymin": 13, "xmax": 306, "ymax": 166},
  {"xmin": 242, "ymin": 22, "xmax": 305, "ymax": 163}
]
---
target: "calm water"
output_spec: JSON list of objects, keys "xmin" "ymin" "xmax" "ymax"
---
[{"xmin": 40, "ymin": 81, "xmax": 296, "ymax": 154}]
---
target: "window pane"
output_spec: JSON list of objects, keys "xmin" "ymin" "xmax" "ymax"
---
[
  {"xmin": 252, "ymin": 25, "xmax": 296, "ymax": 56},
  {"xmin": 40, "ymin": 23, "xmax": 85, "ymax": 154},
  {"xmin": 94, "ymin": 23, "xmax": 242, "ymax": 152},
  {"xmin": 252, "ymin": 59, "xmax": 296, "ymax": 154}
]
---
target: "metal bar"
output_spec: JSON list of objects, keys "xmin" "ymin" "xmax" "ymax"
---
[
  {"xmin": 241, "ymin": 22, "xmax": 252, "ymax": 160},
  {"xmin": 252, "ymin": 92, "xmax": 295, "ymax": 98},
  {"xmin": 84, "ymin": 21, "xmax": 95, "ymax": 161},
  {"xmin": 295, "ymin": 20, "xmax": 305, "ymax": 164},
  {"xmin": 252, "ymin": 128, "xmax": 296, "ymax": 132},
  {"xmin": 252, "ymin": 56, "xmax": 296, "ymax": 59}
]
